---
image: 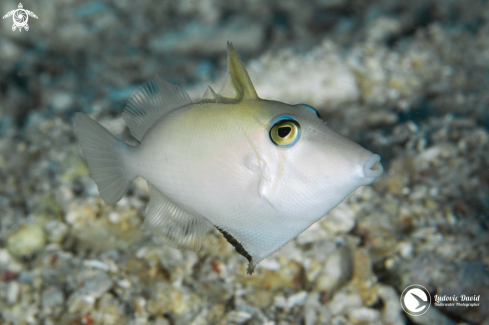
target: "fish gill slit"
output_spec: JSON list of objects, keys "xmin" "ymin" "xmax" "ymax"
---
[
  {"xmin": 215, "ymin": 226, "xmax": 252, "ymax": 262},
  {"xmin": 241, "ymin": 127, "xmax": 263, "ymax": 167},
  {"xmin": 269, "ymin": 150, "xmax": 287, "ymax": 198}
]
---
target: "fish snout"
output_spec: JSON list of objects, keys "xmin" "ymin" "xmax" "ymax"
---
[{"xmin": 363, "ymin": 154, "xmax": 383, "ymax": 179}]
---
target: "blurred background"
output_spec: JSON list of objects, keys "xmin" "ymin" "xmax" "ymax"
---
[{"xmin": 0, "ymin": 0, "xmax": 488, "ymax": 324}]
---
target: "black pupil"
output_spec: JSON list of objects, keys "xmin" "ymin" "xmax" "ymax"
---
[{"xmin": 278, "ymin": 126, "xmax": 291, "ymax": 138}]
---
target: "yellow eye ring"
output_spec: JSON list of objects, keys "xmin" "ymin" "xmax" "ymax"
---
[{"xmin": 269, "ymin": 119, "xmax": 301, "ymax": 147}]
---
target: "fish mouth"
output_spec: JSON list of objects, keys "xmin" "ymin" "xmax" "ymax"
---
[{"xmin": 363, "ymin": 154, "xmax": 383, "ymax": 179}]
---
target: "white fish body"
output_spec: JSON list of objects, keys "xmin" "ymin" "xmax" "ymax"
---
[{"xmin": 75, "ymin": 43, "xmax": 383, "ymax": 273}]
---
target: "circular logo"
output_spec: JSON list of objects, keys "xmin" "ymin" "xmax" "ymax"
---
[
  {"xmin": 14, "ymin": 10, "xmax": 27, "ymax": 26},
  {"xmin": 400, "ymin": 284, "xmax": 431, "ymax": 316}
]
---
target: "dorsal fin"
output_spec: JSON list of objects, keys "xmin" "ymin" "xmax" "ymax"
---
[
  {"xmin": 198, "ymin": 42, "xmax": 258, "ymax": 104},
  {"xmin": 122, "ymin": 76, "xmax": 192, "ymax": 142},
  {"xmin": 198, "ymin": 85, "xmax": 218, "ymax": 104},
  {"xmin": 224, "ymin": 42, "xmax": 258, "ymax": 100}
]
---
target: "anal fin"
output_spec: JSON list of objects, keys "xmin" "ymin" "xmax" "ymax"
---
[{"xmin": 144, "ymin": 183, "xmax": 210, "ymax": 251}]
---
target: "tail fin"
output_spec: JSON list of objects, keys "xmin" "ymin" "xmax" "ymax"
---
[{"xmin": 74, "ymin": 113, "xmax": 136, "ymax": 205}]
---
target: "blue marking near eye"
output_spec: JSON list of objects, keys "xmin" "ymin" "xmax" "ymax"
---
[
  {"xmin": 299, "ymin": 104, "xmax": 320, "ymax": 118},
  {"xmin": 270, "ymin": 115, "xmax": 295, "ymax": 125}
]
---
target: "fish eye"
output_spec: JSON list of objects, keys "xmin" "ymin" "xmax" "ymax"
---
[
  {"xmin": 298, "ymin": 104, "xmax": 321, "ymax": 118},
  {"xmin": 269, "ymin": 118, "xmax": 301, "ymax": 147}
]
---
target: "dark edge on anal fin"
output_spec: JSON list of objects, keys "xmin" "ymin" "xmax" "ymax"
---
[{"xmin": 216, "ymin": 226, "xmax": 255, "ymax": 274}]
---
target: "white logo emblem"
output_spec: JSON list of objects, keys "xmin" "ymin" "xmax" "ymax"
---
[
  {"xmin": 400, "ymin": 284, "xmax": 431, "ymax": 316},
  {"xmin": 2, "ymin": 3, "xmax": 38, "ymax": 32}
]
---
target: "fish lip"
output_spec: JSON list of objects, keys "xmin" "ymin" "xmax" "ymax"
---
[{"xmin": 363, "ymin": 154, "xmax": 383, "ymax": 179}]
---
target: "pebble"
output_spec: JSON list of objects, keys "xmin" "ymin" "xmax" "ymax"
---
[
  {"xmin": 287, "ymin": 291, "xmax": 308, "ymax": 309},
  {"xmin": 348, "ymin": 307, "xmax": 381, "ymax": 323},
  {"xmin": 44, "ymin": 220, "xmax": 69, "ymax": 244},
  {"xmin": 327, "ymin": 293, "xmax": 363, "ymax": 316},
  {"xmin": 6, "ymin": 281, "xmax": 19, "ymax": 305},
  {"xmin": 67, "ymin": 268, "xmax": 113, "ymax": 313},
  {"xmin": 7, "ymin": 223, "xmax": 46, "ymax": 258},
  {"xmin": 223, "ymin": 310, "xmax": 253, "ymax": 324},
  {"xmin": 315, "ymin": 245, "xmax": 353, "ymax": 293},
  {"xmin": 377, "ymin": 285, "xmax": 405, "ymax": 325},
  {"xmin": 41, "ymin": 286, "xmax": 65, "ymax": 310}
]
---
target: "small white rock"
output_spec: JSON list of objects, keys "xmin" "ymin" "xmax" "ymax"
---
[
  {"xmin": 7, "ymin": 223, "xmax": 46, "ymax": 257},
  {"xmin": 256, "ymin": 258, "xmax": 281, "ymax": 271},
  {"xmin": 51, "ymin": 92, "xmax": 74, "ymax": 112},
  {"xmin": 108, "ymin": 212, "xmax": 121, "ymax": 223},
  {"xmin": 397, "ymin": 242, "xmax": 413, "ymax": 259},
  {"xmin": 288, "ymin": 291, "xmax": 308, "ymax": 309},
  {"xmin": 327, "ymin": 292, "xmax": 363, "ymax": 316},
  {"xmin": 224, "ymin": 310, "xmax": 253, "ymax": 324},
  {"xmin": 273, "ymin": 295, "xmax": 288, "ymax": 309},
  {"xmin": 44, "ymin": 220, "xmax": 68, "ymax": 244},
  {"xmin": 348, "ymin": 307, "xmax": 381, "ymax": 323},
  {"xmin": 6, "ymin": 281, "xmax": 19, "ymax": 305}
]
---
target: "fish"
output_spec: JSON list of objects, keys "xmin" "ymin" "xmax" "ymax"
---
[{"xmin": 74, "ymin": 42, "xmax": 383, "ymax": 274}]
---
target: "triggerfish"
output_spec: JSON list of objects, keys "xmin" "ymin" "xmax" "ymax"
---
[{"xmin": 74, "ymin": 42, "xmax": 383, "ymax": 274}]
